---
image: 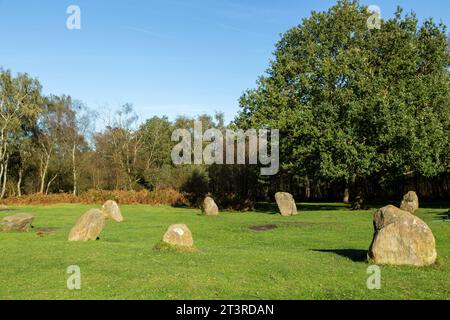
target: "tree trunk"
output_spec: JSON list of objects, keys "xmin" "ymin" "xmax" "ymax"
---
[
  {"xmin": 17, "ymin": 169, "xmax": 23, "ymax": 197},
  {"xmin": 304, "ymin": 176, "xmax": 311, "ymax": 200},
  {"xmin": 0, "ymin": 155, "xmax": 8, "ymax": 199},
  {"xmin": 72, "ymin": 144, "xmax": 77, "ymax": 196},
  {"xmin": 45, "ymin": 174, "xmax": 58, "ymax": 195},
  {"xmin": 0, "ymin": 164, "xmax": 4, "ymax": 200},
  {"xmin": 39, "ymin": 153, "xmax": 51, "ymax": 194}
]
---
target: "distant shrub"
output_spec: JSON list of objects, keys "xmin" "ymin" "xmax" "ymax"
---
[
  {"xmin": 181, "ymin": 168, "xmax": 210, "ymax": 207},
  {"xmin": 214, "ymin": 192, "xmax": 255, "ymax": 211},
  {"xmin": 0, "ymin": 193, "xmax": 80, "ymax": 205}
]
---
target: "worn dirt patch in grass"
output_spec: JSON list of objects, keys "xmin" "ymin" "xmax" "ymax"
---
[
  {"xmin": 35, "ymin": 227, "xmax": 61, "ymax": 236},
  {"xmin": 279, "ymin": 221, "xmax": 345, "ymax": 228},
  {"xmin": 249, "ymin": 224, "xmax": 278, "ymax": 231},
  {"xmin": 278, "ymin": 221, "xmax": 317, "ymax": 227},
  {"xmin": 249, "ymin": 221, "xmax": 343, "ymax": 232}
]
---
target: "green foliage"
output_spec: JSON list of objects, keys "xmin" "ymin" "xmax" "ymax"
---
[
  {"xmin": 181, "ymin": 167, "xmax": 210, "ymax": 206},
  {"xmin": 237, "ymin": 0, "xmax": 450, "ymax": 193}
]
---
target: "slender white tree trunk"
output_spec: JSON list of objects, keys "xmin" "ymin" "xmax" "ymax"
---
[
  {"xmin": 0, "ymin": 164, "xmax": 4, "ymax": 199},
  {"xmin": 45, "ymin": 174, "xmax": 58, "ymax": 195},
  {"xmin": 39, "ymin": 153, "xmax": 51, "ymax": 194},
  {"xmin": 17, "ymin": 169, "xmax": 22, "ymax": 197},
  {"xmin": 72, "ymin": 144, "xmax": 77, "ymax": 196},
  {"xmin": 0, "ymin": 155, "xmax": 8, "ymax": 199}
]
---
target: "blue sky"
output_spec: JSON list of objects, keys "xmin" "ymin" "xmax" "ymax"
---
[{"xmin": 0, "ymin": 0, "xmax": 448, "ymax": 124}]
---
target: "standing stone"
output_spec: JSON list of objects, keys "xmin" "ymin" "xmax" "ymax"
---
[
  {"xmin": 162, "ymin": 224, "xmax": 193, "ymax": 247},
  {"xmin": 368, "ymin": 205, "xmax": 437, "ymax": 266},
  {"xmin": 102, "ymin": 200, "xmax": 123, "ymax": 222},
  {"xmin": 400, "ymin": 191, "xmax": 419, "ymax": 215},
  {"xmin": 68, "ymin": 209, "xmax": 106, "ymax": 241},
  {"xmin": 343, "ymin": 188, "xmax": 350, "ymax": 204},
  {"xmin": 202, "ymin": 197, "xmax": 219, "ymax": 216},
  {"xmin": 1, "ymin": 213, "xmax": 34, "ymax": 232},
  {"xmin": 275, "ymin": 192, "xmax": 297, "ymax": 216}
]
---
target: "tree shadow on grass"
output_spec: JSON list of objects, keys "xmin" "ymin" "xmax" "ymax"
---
[
  {"xmin": 311, "ymin": 249, "xmax": 368, "ymax": 262},
  {"xmin": 434, "ymin": 210, "xmax": 450, "ymax": 220},
  {"xmin": 300, "ymin": 204, "xmax": 352, "ymax": 211},
  {"xmin": 254, "ymin": 202, "xmax": 350, "ymax": 215}
]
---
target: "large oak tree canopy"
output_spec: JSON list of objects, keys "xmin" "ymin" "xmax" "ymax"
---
[{"xmin": 237, "ymin": 0, "xmax": 450, "ymax": 188}]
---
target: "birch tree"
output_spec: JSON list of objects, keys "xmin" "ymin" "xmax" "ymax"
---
[{"xmin": 0, "ymin": 70, "xmax": 42, "ymax": 198}]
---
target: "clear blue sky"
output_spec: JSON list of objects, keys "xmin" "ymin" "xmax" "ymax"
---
[{"xmin": 0, "ymin": 0, "xmax": 448, "ymax": 124}]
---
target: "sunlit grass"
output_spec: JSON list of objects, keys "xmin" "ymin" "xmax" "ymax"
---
[{"xmin": 0, "ymin": 203, "xmax": 448, "ymax": 300}]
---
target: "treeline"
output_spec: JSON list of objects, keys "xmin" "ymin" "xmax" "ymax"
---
[
  {"xmin": 0, "ymin": 79, "xmax": 225, "ymax": 201},
  {"xmin": 1, "ymin": 1, "xmax": 449, "ymax": 207},
  {"xmin": 235, "ymin": 1, "xmax": 450, "ymax": 203}
]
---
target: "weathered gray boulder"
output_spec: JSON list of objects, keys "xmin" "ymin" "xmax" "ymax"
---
[
  {"xmin": 1, "ymin": 213, "xmax": 34, "ymax": 232},
  {"xmin": 162, "ymin": 224, "xmax": 193, "ymax": 247},
  {"xmin": 68, "ymin": 209, "xmax": 106, "ymax": 241},
  {"xmin": 368, "ymin": 205, "xmax": 437, "ymax": 266},
  {"xmin": 102, "ymin": 200, "xmax": 123, "ymax": 222},
  {"xmin": 202, "ymin": 196, "xmax": 219, "ymax": 216},
  {"xmin": 275, "ymin": 192, "xmax": 297, "ymax": 216},
  {"xmin": 400, "ymin": 191, "xmax": 419, "ymax": 215}
]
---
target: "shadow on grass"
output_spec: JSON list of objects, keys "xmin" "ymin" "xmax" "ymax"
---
[
  {"xmin": 254, "ymin": 202, "xmax": 351, "ymax": 214},
  {"xmin": 311, "ymin": 249, "xmax": 368, "ymax": 262},
  {"xmin": 300, "ymin": 204, "xmax": 352, "ymax": 211},
  {"xmin": 434, "ymin": 209, "xmax": 449, "ymax": 217}
]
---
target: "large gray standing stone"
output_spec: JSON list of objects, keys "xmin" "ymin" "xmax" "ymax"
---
[
  {"xmin": 102, "ymin": 200, "xmax": 123, "ymax": 222},
  {"xmin": 162, "ymin": 224, "xmax": 193, "ymax": 247},
  {"xmin": 275, "ymin": 192, "xmax": 297, "ymax": 216},
  {"xmin": 368, "ymin": 205, "xmax": 437, "ymax": 266},
  {"xmin": 1, "ymin": 213, "xmax": 34, "ymax": 232},
  {"xmin": 202, "ymin": 197, "xmax": 219, "ymax": 216},
  {"xmin": 400, "ymin": 191, "xmax": 419, "ymax": 215},
  {"xmin": 68, "ymin": 209, "xmax": 106, "ymax": 241}
]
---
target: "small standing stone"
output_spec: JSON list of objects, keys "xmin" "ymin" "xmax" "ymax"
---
[
  {"xmin": 1, "ymin": 213, "xmax": 34, "ymax": 232},
  {"xmin": 400, "ymin": 191, "xmax": 419, "ymax": 214},
  {"xmin": 343, "ymin": 188, "xmax": 350, "ymax": 204},
  {"xmin": 68, "ymin": 209, "xmax": 106, "ymax": 241},
  {"xmin": 162, "ymin": 224, "xmax": 193, "ymax": 247},
  {"xmin": 102, "ymin": 200, "xmax": 123, "ymax": 222},
  {"xmin": 275, "ymin": 192, "xmax": 297, "ymax": 216},
  {"xmin": 202, "ymin": 196, "xmax": 219, "ymax": 216}
]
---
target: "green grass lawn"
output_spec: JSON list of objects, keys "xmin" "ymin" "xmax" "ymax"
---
[{"xmin": 0, "ymin": 203, "xmax": 449, "ymax": 300}]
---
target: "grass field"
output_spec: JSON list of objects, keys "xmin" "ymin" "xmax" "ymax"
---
[{"xmin": 0, "ymin": 203, "xmax": 449, "ymax": 300}]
